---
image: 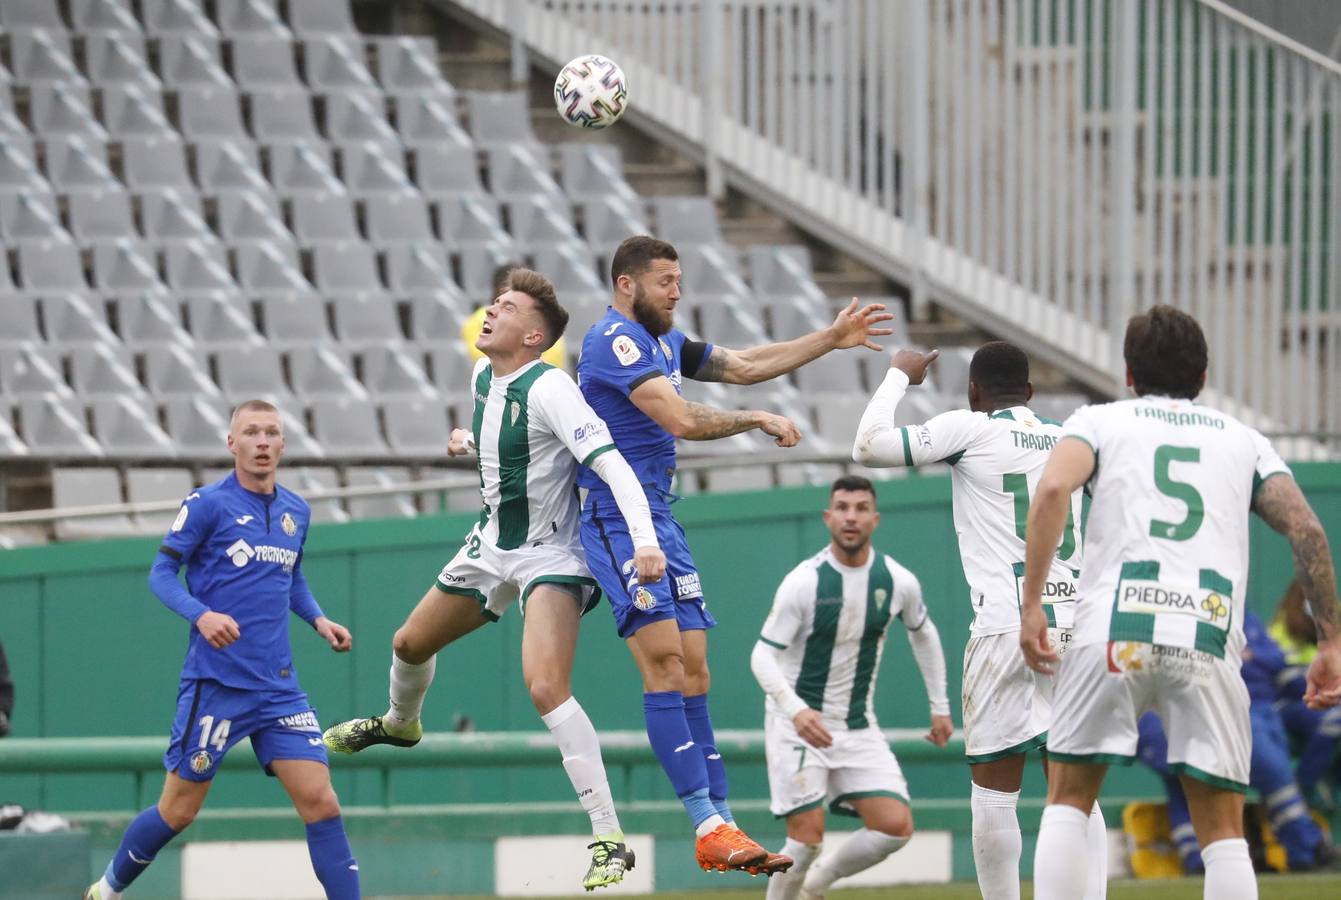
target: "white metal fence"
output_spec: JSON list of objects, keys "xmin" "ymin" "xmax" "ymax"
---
[{"xmin": 450, "ymin": 0, "xmax": 1340, "ymax": 448}]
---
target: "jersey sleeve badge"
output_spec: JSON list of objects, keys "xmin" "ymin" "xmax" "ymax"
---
[{"xmin": 612, "ymin": 334, "xmax": 641, "ymax": 366}]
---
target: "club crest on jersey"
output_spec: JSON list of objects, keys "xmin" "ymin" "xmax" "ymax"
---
[
  {"xmin": 189, "ymin": 750, "xmax": 214, "ymax": 774},
  {"xmin": 612, "ymin": 335, "xmax": 641, "ymax": 366},
  {"xmin": 281, "ymin": 512, "xmax": 297, "ymax": 536},
  {"xmin": 658, "ymin": 337, "xmax": 672, "ymax": 358},
  {"xmin": 510, "ymin": 400, "xmax": 521, "ymax": 425},
  {"xmin": 873, "ymin": 588, "xmax": 888, "ymax": 610},
  {"xmin": 633, "ymin": 587, "xmax": 657, "ymax": 610}
]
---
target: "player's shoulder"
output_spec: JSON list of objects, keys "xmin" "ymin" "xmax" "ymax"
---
[
  {"xmin": 878, "ymin": 552, "xmax": 920, "ymax": 584},
  {"xmin": 187, "ymin": 473, "xmax": 233, "ymax": 506},
  {"xmin": 780, "ymin": 550, "xmax": 827, "ymax": 588}
]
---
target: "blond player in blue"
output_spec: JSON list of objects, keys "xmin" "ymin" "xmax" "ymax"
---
[{"xmin": 85, "ymin": 400, "xmax": 359, "ymax": 900}]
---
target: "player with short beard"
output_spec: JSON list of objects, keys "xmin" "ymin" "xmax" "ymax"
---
[{"xmin": 575, "ymin": 235, "xmax": 893, "ymax": 874}]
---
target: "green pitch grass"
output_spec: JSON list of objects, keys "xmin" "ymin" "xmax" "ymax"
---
[{"xmin": 428, "ymin": 877, "xmax": 1341, "ymax": 900}]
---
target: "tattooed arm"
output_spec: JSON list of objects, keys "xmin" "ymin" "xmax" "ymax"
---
[
  {"xmin": 1253, "ymin": 473, "xmax": 1341, "ymax": 708},
  {"xmin": 628, "ymin": 375, "xmax": 801, "ymax": 445}
]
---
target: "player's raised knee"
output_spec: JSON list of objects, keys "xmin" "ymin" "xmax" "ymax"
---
[
  {"xmin": 870, "ymin": 805, "xmax": 914, "ymax": 839},
  {"xmin": 295, "ymin": 786, "xmax": 342, "ymax": 824},
  {"xmin": 392, "ymin": 626, "xmax": 433, "ymax": 666},
  {"xmin": 526, "ymin": 676, "xmax": 572, "ymax": 715}
]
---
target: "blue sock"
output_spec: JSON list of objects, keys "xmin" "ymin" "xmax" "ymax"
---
[
  {"xmin": 684, "ymin": 693, "xmax": 732, "ymax": 823},
  {"xmin": 306, "ymin": 815, "xmax": 360, "ymax": 899},
  {"xmin": 643, "ymin": 691, "xmax": 715, "ymax": 826},
  {"xmin": 105, "ymin": 805, "xmax": 179, "ymax": 891}
]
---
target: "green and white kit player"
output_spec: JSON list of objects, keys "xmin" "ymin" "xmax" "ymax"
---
[
  {"xmin": 851, "ymin": 342, "xmax": 1107, "ymax": 899},
  {"xmin": 324, "ymin": 269, "xmax": 666, "ymax": 891},
  {"xmin": 753, "ymin": 475, "xmax": 952, "ymax": 900},
  {"xmin": 1021, "ymin": 305, "xmax": 1341, "ymax": 900}
]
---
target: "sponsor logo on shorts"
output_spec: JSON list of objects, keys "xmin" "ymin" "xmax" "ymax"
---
[
  {"xmin": 633, "ymin": 587, "xmax": 657, "ymax": 610},
  {"xmin": 440, "ymin": 572, "xmax": 465, "ymax": 583},
  {"xmin": 1106, "ymin": 641, "xmax": 1213, "ymax": 681},
  {"xmin": 278, "ymin": 711, "xmax": 321, "ymax": 732},
  {"xmin": 189, "ymin": 750, "xmax": 214, "ymax": 774},
  {"xmin": 674, "ymin": 572, "xmax": 702, "ymax": 600}
]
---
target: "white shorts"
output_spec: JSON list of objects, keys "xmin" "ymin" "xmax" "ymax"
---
[
  {"xmin": 435, "ymin": 522, "xmax": 600, "ymax": 620},
  {"xmin": 962, "ymin": 630, "xmax": 1062, "ymax": 762},
  {"xmin": 1047, "ymin": 641, "xmax": 1251, "ymax": 791},
  {"xmin": 765, "ymin": 715, "xmax": 909, "ymax": 818}
]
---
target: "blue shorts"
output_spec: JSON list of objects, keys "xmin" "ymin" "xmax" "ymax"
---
[
  {"xmin": 580, "ymin": 494, "xmax": 717, "ymax": 638},
  {"xmin": 164, "ymin": 679, "xmax": 328, "ymax": 781}
]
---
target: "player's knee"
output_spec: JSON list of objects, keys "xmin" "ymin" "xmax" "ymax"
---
[
  {"xmin": 789, "ymin": 821, "xmax": 825, "ymax": 845},
  {"xmin": 159, "ymin": 795, "xmax": 202, "ymax": 831},
  {"xmin": 642, "ymin": 650, "xmax": 686, "ymax": 691},
  {"xmin": 297, "ymin": 786, "xmax": 342, "ymax": 824},
  {"xmin": 871, "ymin": 808, "xmax": 914, "ymax": 839},
  {"xmin": 392, "ymin": 627, "xmax": 431, "ymax": 665},
  {"xmin": 526, "ymin": 676, "xmax": 571, "ymax": 715}
]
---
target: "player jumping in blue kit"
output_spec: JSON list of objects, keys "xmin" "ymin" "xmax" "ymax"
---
[
  {"xmin": 577, "ymin": 236, "xmax": 893, "ymax": 874},
  {"xmin": 85, "ymin": 400, "xmax": 359, "ymax": 900}
]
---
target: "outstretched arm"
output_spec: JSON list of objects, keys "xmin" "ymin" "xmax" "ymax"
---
[
  {"xmin": 1253, "ymin": 474, "xmax": 1341, "ymax": 708},
  {"xmin": 629, "ymin": 376, "xmax": 801, "ymax": 445},
  {"xmin": 587, "ymin": 448, "xmax": 666, "ymax": 584},
  {"xmin": 692, "ymin": 299, "xmax": 893, "ymax": 385}
]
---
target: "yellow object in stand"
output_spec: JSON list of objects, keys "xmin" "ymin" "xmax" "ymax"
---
[
  {"xmin": 1122, "ymin": 801, "xmax": 1185, "ymax": 879},
  {"xmin": 461, "ymin": 306, "xmax": 568, "ymax": 368}
]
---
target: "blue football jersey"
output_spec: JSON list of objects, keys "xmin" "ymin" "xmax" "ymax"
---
[
  {"xmin": 158, "ymin": 472, "xmax": 314, "ymax": 690},
  {"xmin": 576, "ymin": 309, "xmax": 713, "ymax": 493}
]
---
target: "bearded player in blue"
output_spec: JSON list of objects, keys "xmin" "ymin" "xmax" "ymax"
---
[
  {"xmin": 578, "ymin": 236, "xmax": 893, "ymax": 874},
  {"xmin": 85, "ymin": 400, "xmax": 359, "ymax": 900}
]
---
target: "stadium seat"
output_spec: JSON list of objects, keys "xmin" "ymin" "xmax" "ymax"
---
[
  {"xmin": 456, "ymin": 242, "xmax": 515, "ymax": 295},
  {"xmin": 226, "ymin": 35, "xmax": 303, "ymax": 87},
  {"xmin": 321, "ymin": 92, "xmax": 398, "ymax": 144},
  {"xmin": 0, "ymin": 144, "xmax": 46, "ymax": 193},
  {"xmin": 287, "ymin": 191, "xmax": 361, "ymax": 243},
  {"xmin": 356, "ymin": 346, "xmax": 437, "ymax": 399},
  {"xmin": 119, "ymin": 135, "xmax": 194, "ymax": 189},
  {"xmin": 768, "ymin": 296, "xmax": 830, "ymax": 341},
  {"xmin": 96, "ymin": 84, "xmax": 174, "ymax": 137},
  {"xmin": 303, "ymin": 37, "xmax": 379, "ymax": 91},
  {"xmin": 394, "ymin": 95, "xmax": 470, "ymax": 148},
  {"xmin": 137, "ymin": 188, "xmax": 214, "ymax": 243},
  {"xmin": 142, "ymin": 344, "xmax": 221, "ymax": 398},
  {"xmin": 68, "ymin": 344, "xmax": 145, "ymax": 397},
  {"xmin": 932, "ymin": 345, "xmax": 975, "ymax": 402},
  {"xmin": 1, "ymin": 0, "xmax": 68, "ymax": 31},
  {"xmin": 257, "ymin": 293, "xmax": 331, "ymax": 346},
  {"xmin": 381, "ymin": 243, "xmax": 455, "ymax": 294},
  {"xmin": 0, "ymin": 297, "xmax": 41, "ymax": 346},
  {"xmin": 51, "ymin": 468, "xmax": 136, "ymax": 540},
  {"xmin": 345, "ymin": 466, "xmax": 418, "ymax": 519},
  {"xmin": 703, "ymin": 464, "xmax": 774, "ymax": 493},
  {"xmin": 214, "ymin": 0, "xmax": 291, "ymax": 37},
  {"xmin": 89, "ymin": 239, "xmax": 164, "ymax": 291},
  {"xmin": 677, "ymin": 243, "xmax": 750, "ymax": 295},
  {"xmin": 810, "ymin": 395, "xmax": 872, "ymax": 450},
  {"xmin": 142, "ymin": 0, "xmax": 220, "ymax": 37},
  {"xmin": 40, "ymin": 293, "xmax": 121, "ymax": 346},
  {"xmin": 308, "ymin": 396, "xmax": 388, "ymax": 456},
  {"xmin": 16, "ymin": 238, "xmax": 88, "ymax": 290},
  {"xmin": 185, "ymin": 292, "xmax": 265, "ymax": 347},
  {"xmin": 8, "ymin": 30, "xmax": 83, "ymax": 85},
  {"xmin": 337, "ymin": 141, "xmax": 414, "ymax": 195},
  {"xmin": 310, "ymin": 241, "xmax": 383, "ymax": 293},
  {"xmin": 67, "ymin": 188, "xmax": 137, "ymax": 243},
  {"xmin": 235, "ymin": 242, "xmax": 315, "ymax": 297},
  {"xmin": 1, "ymin": 192, "xmax": 69, "ymax": 243},
  {"xmin": 288, "ymin": 0, "xmax": 359, "ymax": 36},
  {"xmin": 791, "ymin": 351, "xmax": 868, "ymax": 394},
  {"xmin": 276, "ymin": 412, "xmax": 327, "ymax": 458},
  {"xmin": 212, "ymin": 345, "xmax": 295, "ymax": 403},
  {"xmin": 578, "ymin": 196, "xmax": 649, "ymax": 252},
  {"xmin": 70, "ymin": 0, "xmax": 142, "ymax": 33},
  {"xmin": 433, "ymin": 194, "xmax": 514, "ymax": 248},
  {"xmin": 113, "ymin": 291, "xmax": 194, "ymax": 348},
  {"xmin": 154, "ymin": 34, "xmax": 231, "ymax": 86},
  {"xmin": 163, "ymin": 240, "xmax": 237, "ymax": 291},
  {"xmin": 30, "ymin": 84, "xmax": 107, "ymax": 139},
  {"xmin": 557, "ymin": 143, "xmax": 639, "ymax": 202},
  {"xmin": 215, "ymin": 190, "xmax": 292, "ymax": 244},
  {"xmin": 0, "ymin": 409, "xmax": 29, "ymax": 457},
  {"xmin": 193, "ymin": 140, "xmax": 271, "ymax": 193},
  {"xmin": 162, "ymin": 394, "xmax": 232, "ymax": 460},
  {"xmin": 485, "ymin": 145, "xmax": 564, "ymax": 201},
  {"xmin": 415, "ymin": 464, "xmax": 484, "ymax": 512},
  {"xmin": 90, "ymin": 395, "xmax": 177, "ymax": 457},
  {"xmin": 20, "ymin": 395, "xmax": 103, "ymax": 456},
  {"xmin": 362, "ymin": 192, "xmax": 435, "ymax": 245},
  {"xmin": 409, "ymin": 144, "xmax": 484, "ymax": 199},
  {"xmin": 246, "ymin": 88, "xmax": 320, "ymax": 141},
  {"xmin": 81, "ymin": 32, "xmax": 159, "ymax": 87},
  {"xmin": 405, "ymin": 290, "xmax": 470, "ymax": 342},
  {"xmin": 746, "ymin": 245, "xmax": 827, "ymax": 300},
  {"xmin": 464, "ymin": 90, "xmax": 540, "ymax": 149},
  {"xmin": 382, "ymin": 397, "xmax": 451, "ymax": 457},
  {"xmin": 264, "ymin": 141, "xmax": 343, "ymax": 193},
  {"xmin": 126, "ymin": 467, "xmax": 196, "ymax": 532},
  {"xmin": 529, "ymin": 242, "xmax": 606, "ymax": 296},
  {"xmin": 331, "ymin": 294, "xmax": 404, "ymax": 347},
  {"xmin": 506, "ymin": 196, "xmax": 581, "ymax": 244},
  {"xmin": 0, "ymin": 345, "xmax": 72, "ymax": 399},
  {"xmin": 422, "ymin": 344, "xmax": 477, "ymax": 395},
  {"xmin": 172, "ymin": 85, "xmax": 249, "ymax": 139},
  {"xmin": 372, "ymin": 37, "xmax": 453, "ymax": 96},
  {"xmin": 286, "ymin": 345, "xmax": 368, "ymax": 399},
  {"xmin": 649, "ymin": 196, "xmax": 725, "ymax": 246},
  {"xmin": 893, "ymin": 390, "xmax": 951, "ymax": 427},
  {"xmin": 694, "ymin": 302, "xmax": 770, "ymax": 348},
  {"xmin": 286, "ymin": 466, "xmax": 347, "ymax": 520},
  {"xmin": 1030, "ymin": 392, "xmax": 1090, "ymax": 423}
]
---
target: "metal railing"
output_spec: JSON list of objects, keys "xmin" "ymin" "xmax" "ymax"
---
[{"xmin": 448, "ymin": 0, "xmax": 1340, "ymax": 440}]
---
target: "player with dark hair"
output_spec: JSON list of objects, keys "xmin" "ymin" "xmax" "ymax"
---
[
  {"xmin": 85, "ymin": 400, "xmax": 359, "ymax": 900},
  {"xmin": 753, "ymin": 476, "xmax": 952, "ymax": 900},
  {"xmin": 852, "ymin": 341, "xmax": 1108, "ymax": 898},
  {"xmin": 576, "ymin": 234, "xmax": 894, "ymax": 874},
  {"xmin": 324, "ymin": 270, "xmax": 663, "ymax": 890},
  {"xmin": 1021, "ymin": 305, "xmax": 1341, "ymax": 899}
]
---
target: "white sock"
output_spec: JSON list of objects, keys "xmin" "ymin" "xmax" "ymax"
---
[
  {"xmin": 541, "ymin": 696, "xmax": 621, "ymax": 836},
  {"xmin": 803, "ymin": 829, "xmax": 908, "ymax": 892},
  {"xmin": 1084, "ymin": 802, "xmax": 1108, "ymax": 899},
  {"xmin": 765, "ymin": 838, "xmax": 821, "ymax": 900},
  {"xmin": 1202, "ymin": 838, "xmax": 1256, "ymax": 900},
  {"xmin": 385, "ymin": 652, "xmax": 435, "ymax": 725},
  {"xmin": 694, "ymin": 814, "xmax": 727, "ymax": 837},
  {"xmin": 1032, "ymin": 804, "xmax": 1090, "ymax": 900},
  {"xmin": 97, "ymin": 877, "xmax": 123, "ymax": 900},
  {"xmin": 971, "ymin": 782, "xmax": 1022, "ymax": 900}
]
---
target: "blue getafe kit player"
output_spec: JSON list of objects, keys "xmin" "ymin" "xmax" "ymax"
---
[
  {"xmin": 577, "ymin": 236, "xmax": 893, "ymax": 874},
  {"xmin": 86, "ymin": 400, "xmax": 359, "ymax": 900}
]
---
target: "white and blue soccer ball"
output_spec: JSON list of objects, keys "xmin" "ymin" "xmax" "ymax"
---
[{"xmin": 554, "ymin": 54, "xmax": 628, "ymax": 129}]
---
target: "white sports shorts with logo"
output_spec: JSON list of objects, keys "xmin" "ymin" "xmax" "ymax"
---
[
  {"xmin": 765, "ymin": 714, "xmax": 909, "ymax": 818},
  {"xmin": 1046, "ymin": 641, "xmax": 1251, "ymax": 790},
  {"xmin": 435, "ymin": 522, "xmax": 600, "ymax": 621},
  {"xmin": 962, "ymin": 629, "xmax": 1072, "ymax": 762}
]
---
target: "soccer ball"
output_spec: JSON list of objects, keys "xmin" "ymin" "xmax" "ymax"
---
[{"xmin": 554, "ymin": 54, "xmax": 628, "ymax": 129}]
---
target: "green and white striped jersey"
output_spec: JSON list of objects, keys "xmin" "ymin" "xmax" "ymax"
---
[
  {"xmin": 760, "ymin": 546, "xmax": 933, "ymax": 730},
  {"xmin": 1062, "ymin": 396, "xmax": 1289, "ymax": 662},
  {"xmin": 471, "ymin": 358, "xmax": 615, "ymax": 551}
]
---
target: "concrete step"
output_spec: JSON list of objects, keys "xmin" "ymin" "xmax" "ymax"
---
[
  {"xmin": 718, "ymin": 214, "xmax": 806, "ymax": 248},
  {"xmin": 811, "ymin": 271, "xmax": 900, "ymax": 301},
  {"xmin": 624, "ymin": 161, "xmax": 706, "ymax": 197}
]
